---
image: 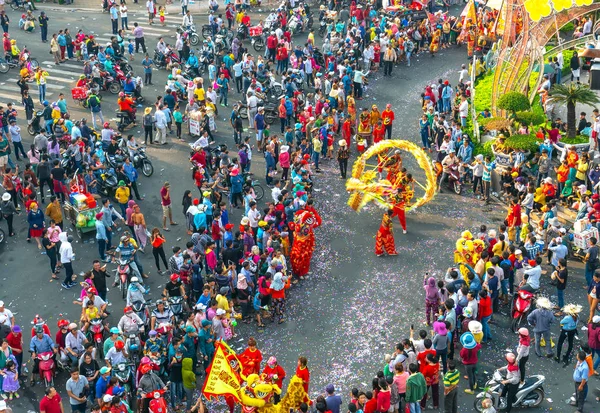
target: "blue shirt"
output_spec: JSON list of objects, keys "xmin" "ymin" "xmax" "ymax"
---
[
  {"xmin": 254, "ymin": 114, "xmax": 265, "ymax": 130},
  {"xmin": 573, "ymin": 360, "xmax": 589, "ymax": 382},
  {"xmin": 194, "ymin": 212, "xmax": 207, "ymax": 230},
  {"xmin": 96, "ymin": 220, "xmax": 107, "ymax": 241},
  {"xmin": 142, "ymin": 58, "xmax": 153, "ymax": 74},
  {"xmin": 29, "ymin": 334, "xmax": 56, "ymax": 353},
  {"xmin": 203, "ymin": 198, "xmax": 213, "ymax": 216},
  {"xmin": 560, "ymin": 315, "xmax": 577, "ymax": 331},
  {"xmin": 325, "ymin": 394, "xmax": 343, "ymax": 413},
  {"xmin": 96, "ymin": 375, "xmax": 110, "ymax": 397},
  {"xmin": 123, "ymin": 162, "xmax": 138, "ymax": 182}
]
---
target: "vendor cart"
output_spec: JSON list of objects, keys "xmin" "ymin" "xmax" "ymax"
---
[{"xmin": 63, "ymin": 193, "xmax": 101, "ymax": 240}]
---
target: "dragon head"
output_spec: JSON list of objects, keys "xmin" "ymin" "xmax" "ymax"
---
[{"xmin": 293, "ymin": 210, "xmax": 318, "ymax": 237}]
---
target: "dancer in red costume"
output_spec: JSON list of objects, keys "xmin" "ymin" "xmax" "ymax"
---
[
  {"xmin": 295, "ymin": 356, "xmax": 311, "ymax": 398},
  {"xmin": 375, "ymin": 209, "xmax": 398, "ymax": 256},
  {"xmin": 289, "ymin": 207, "xmax": 321, "ymax": 278},
  {"xmin": 391, "ymin": 189, "xmax": 407, "ymax": 234},
  {"xmin": 239, "ymin": 337, "xmax": 263, "ymax": 376}
]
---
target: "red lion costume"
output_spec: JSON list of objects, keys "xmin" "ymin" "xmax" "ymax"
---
[{"xmin": 289, "ymin": 208, "xmax": 321, "ymax": 277}]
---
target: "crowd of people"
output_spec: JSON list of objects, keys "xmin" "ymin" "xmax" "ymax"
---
[{"xmin": 2, "ymin": 0, "xmax": 598, "ymax": 411}]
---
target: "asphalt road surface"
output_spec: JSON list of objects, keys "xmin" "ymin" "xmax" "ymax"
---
[{"xmin": 0, "ymin": 4, "xmax": 593, "ymax": 413}]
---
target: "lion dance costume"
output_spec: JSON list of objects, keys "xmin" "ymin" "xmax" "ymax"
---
[
  {"xmin": 203, "ymin": 341, "xmax": 309, "ymax": 413},
  {"xmin": 289, "ymin": 208, "xmax": 322, "ymax": 278}
]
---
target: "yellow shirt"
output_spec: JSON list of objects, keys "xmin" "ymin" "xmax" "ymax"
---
[
  {"xmin": 115, "ymin": 187, "xmax": 130, "ymax": 204},
  {"xmin": 307, "ymin": 32, "xmax": 314, "ymax": 44},
  {"xmin": 85, "ymin": 306, "xmax": 99, "ymax": 321},
  {"xmin": 216, "ymin": 294, "xmax": 230, "ymax": 318},
  {"xmin": 312, "ymin": 137, "xmax": 322, "ymax": 152},
  {"xmin": 576, "ymin": 160, "xmax": 588, "ymax": 181},
  {"xmin": 195, "ymin": 87, "xmax": 205, "ymax": 101},
  {"xmin": 45, "ymin": 203, "xmax": 63, "ymax": 223}
]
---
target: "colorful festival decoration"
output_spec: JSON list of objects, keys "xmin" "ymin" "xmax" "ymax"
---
[
  {"xmin": 523, "ymin": 0, "xmax": 593, "ymax": 21},
  {"xmin": 202, "ymin": 342, "xmax": 308, "ymax": 413},
  {"xmin": 289, "ymin": 209, "xmax": 322, "ymax": 278},
  {"xmin": 346, "ymin": 140, "xmax": 437, "ymax": 212}
]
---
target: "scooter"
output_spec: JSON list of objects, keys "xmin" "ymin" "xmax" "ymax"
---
[
  {"xmin": 114, "ymin": 362, "xmax": 136, "ymax": 408},
  {"xmin": 89, "ymin": 318, "xmax": 106, "ymax": 359},
  {"xmin": 474, "ymin": 369, "xmax": 545, "ymax": 412},
  {"xmin": 116, "ymin": 110, "xmax": 136, "ymax": 132},
  {"xmin": 147, "ymin": 388, "xmax": 169, "ymax": 413},
  {"xmin": 168, "ymin": 296, "xmax": 185, "ymax": 323},
  {"xmin": 27, "ymin": 111, "xmax": 44, "ymax": 136},
  {"xmin": 132, "ymin": 146, "xmax": 154, "ymax": 177},
  {"xmin": 34, "ymin": 351, "xmax": 56, "ymax": 387},
  {"xmin": 510, "ymin": 288, "xmax": 535, "ymax": 333},
  {"xmin": 116, "ymin": 258, "xmax": 132, "ymax": 300},
  {"xmin": 433, "ymin": 161, "xmax": 462, "ymax": 194},
  {"xmin": 125, "ymin": 332, "xmax": 143, "ymax": 365},
  {"xmin": 97, "ymin": 169, "xmax": 119, "ymax": 198},
  {"xmin": 131, "ymin": 300, "xmax": 151, "ymax": 333}
]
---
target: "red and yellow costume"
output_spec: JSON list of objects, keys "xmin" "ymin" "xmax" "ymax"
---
[
  {"xmin": 391, "ymin": 193, "xmax": 407, "ymax": 232},
  {"xmin": 373, "ymin": 122, "xmax": 385, "ymax": 144},
  {"xmin": 342, "ymin": 118, "xmax": 353, "ymax": 147},
  {"xmin": 295, "ymin": 365, "xmax": 310, "ymax": 394},
  {"xmin": 358, "ymin": 111, "xmax": 372, "ymax": 145},
  {"xmin": 239, "ymin": 347, "xmax": 263, "ymax": 376},
  {"xmin": 430, "ymin": 30, "xmax": 441, "ymax": 55},
  {"xmin": 375, "ymin": 212, "xmax": 398, "ymax": 256},
  {"xmin": 289, "ymin": 208, "xmax": 321, "ymax": 277},
  {"xmin": 466, "ymin": 27, "xmax": 476, "ymax": 57}
]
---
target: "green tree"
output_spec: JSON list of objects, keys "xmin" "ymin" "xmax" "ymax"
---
[
  {"xmin": 549, "ymin": 83, "xmax": 600, "ymax": 137},
  {"xmin": 497, "ymin": 91, "xmax": 530, "ymax": 114}
]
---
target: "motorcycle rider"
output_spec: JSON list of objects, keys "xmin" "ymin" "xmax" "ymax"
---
[
  {"xmin": 163, "ymin": 274, "xmax": 187, "ymax": 302},
  {"xmin": 143, "ymin": 330, "xmax": 165, "ymax": 359},
  {"xmin": 29, "ymin": 325, "xmax": 58, "ymax": 385},
  {"xmin": 150, "ymin": 300, "xmax": 175, "ymax": 331},
  {"xmin": 123, "ymin": 74, "xmax": 138, "ymax": 98},
  {"xmin": 81, "ymin": 288, "xmax": 108, "ymax": 321},
  {"xmin": 439, "ymin": 149, "xmax": 459, "ymax": 192},
  {"xmin": 498, "ymin": 352, "xmax": 520, "ymax": 413},
  {"xmin": 118, "ymin": 306, "xmax": 145, "ymax": 336},
  {"xmin": 137, "ymin": 363, "xmax": 166, "ymax": 413},
  {"xmin": 126, "ymin": 276, "xmax": 147, "ymax": 307},
  {"xmin": 55, "ymin": 319, "xmax": 70, "ymax": 364},
  {"xmin": 64, "ymin": 323, "xmax": 88, "ymax": 366},
  {"xmin": 117, "ymin": 92, "xmax": 136, "ymax": 125},
  {"xmin": 115, "ymin": 235, "xmax": 142, "ymax": 280},
  {"xmin": 104, "ymin": 339, "xmax": 128, "ymax": 369},
  {"xmin": 186, "ymin": 51, "xmax": 199, "ymax": 77}
]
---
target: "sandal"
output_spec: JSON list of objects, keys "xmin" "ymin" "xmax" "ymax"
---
[
  {"xmin": 51, "ymin": 275, "xmax": 59, "ymax": 280},
  {"xmin": 258, "ymin": 323, "xmax": 265, "ymax": 328}
]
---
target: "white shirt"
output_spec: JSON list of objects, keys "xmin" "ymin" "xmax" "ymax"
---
[
  {"xmin": 105, "ymin": 347, "xmax": 127, "ymax": 366},
  {"xmin": 155, "ymin": 110, "xmax": 167, "ymax": 128},
  {"xmin": 247, "ymin": 95, "xmax": 258, "ymax": 108},
  {"xmin": 146, "ymin": 0, "xmax": 154, "ymax": 13},
  {"xmin": 0, "ymin": 309, "xmax": 13, "ymax": 327},
  {"xmin": 82, "ymin": 295, "xmax": 106, "ymax": 312},
  {"xmin": 65, "ymin": 331, "xmax": 86, "ymax": 352},
  {"xmin": 467, "ymin": 299, "xmax": 478, "ymax": 320},
  {"xmin": 459, "ymin": 100, "xmax": 469, "ymax": 118},
  {"xmin": 120, "ymin": 5, "xmax": 128, "ymax": 17},
  {"xmin": 458, "ymin": 68, "xmax": 468, "ymax": 83},
  {"xmin": 271, "ymin": 186, "xmax": 282, "ymax": 203},
  {"xmin": 183, "ymin": 14, "xmax": 193, "ymax": 27},
  {"xmin": 59, "ymin": 241, "xmax": 74, "ymax": 264},
  {"xmin": 247, "ymin": 208, "xmax": 261, "ymax": 227}
]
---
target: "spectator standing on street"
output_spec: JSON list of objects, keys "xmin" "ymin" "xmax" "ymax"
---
[
  {"xmin": 573, "ymin": 350, "xmax": 589, "ymax": 413},
  {"xmin": 141, "ymin": 53, "xmax": 153, "ymax": 85},
  {"xmin": 38, "ymin": 11, "xmax": 48, "ymax": 43},
  {"xmin": 442, "ymin": 360, "xmax": 459, "ymax": 413},
  {"xmin": 110, "ymin": 4, "xmax": 119, "ymax": 34},
  {"xmin": 154, "ymin": 105, "xmax": 167, "ymax": 144},
  {"xmin": 119, "ymin": 2, "xmax": 129, "ymax": 30},
  {"xmin": 0, "ymin": 11, "xmax": 9, "ymax": 34},
  {"xmin": 146, "ymin": 0, "xmax": 155, "ymax": 24},
  {"xmin": 39, "ymin": 387, "xmax": 64, "ymax": 413},
  {"xmin": 132, "ymin": 23, "xmax": 147, "ymax": 54},
  {"xmin": 527, "ymin": 297, "xmax": 555, "ymax": 357},
  {"xmin": 50, "ymin": 33, "xmax": 60, "ymax": 65},
  {"xmin": 8, "ymin": 120, "xmax": 25, "ymax": 161},
  {"xmin": 160, "ymin": 181, "xmax": 177, "ymax": 231}
]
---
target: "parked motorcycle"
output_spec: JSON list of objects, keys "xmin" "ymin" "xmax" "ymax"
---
[
  {"xmin": 97, "ymin": 170, "xmax": 119, "ymax": 198},
  {"xmin": 132, "ymin": 146, "xmax": 154, "ymax": 177},
  {"xmin": 474, "ymin": 369, "xmax": 545, "ymax": 412},
  {"xmin": 510, "ymin": 288, "xmax": 535, "ymax": 333}
]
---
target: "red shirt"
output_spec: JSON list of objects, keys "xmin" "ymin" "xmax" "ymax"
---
[
  {"xmin": 211, "ymin": 220, "xmax": 221, "ymax": 241},
  {"xmin": 40, "ymin": 394, "xmax": 62, "ymax": 413},
  {"xmin": 479, "ymin": 296, "xmax": 492, "ymax": 318},
  {"xmin": 381, "ymin": 109, "xmax": 395, "ymax": 125},
  {"xmin": 295, "ymin": 365, "xmax": 310, "ymax": 392},
  {"xmin": 364, "ymin": 397, "xmax": 377, "ymax": 413},
  {"xmin": 239, "ymin": 347, "xmax": 263, "ymax": 376},
  {"xmin": 191, "ymin": 151, "xmax": 206, "ymax": 167},
  {"xmin": 420, "ymin": 363, "xmax": 439, "ymax": 385},
  {"xmin": 6, "ymin": 332, "xmax": 22, "ymax": 353},
  {"xmin": 160, "ymin": 186, "xmax": 171, "ymax": 206},
  {"xmin": 459, "ymin": 344, "xmax": 481, "ymax": 365},
  {"xmin": 416, "ymin": 349, "xmax": 436, "ymax": 373},
  {"xmin": 262, "ymin": 364, "xmax": 286, "ymax": 389}
]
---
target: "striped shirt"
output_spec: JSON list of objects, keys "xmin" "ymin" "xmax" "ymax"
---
[{"xmin": 443, "ymin": 369, "xmax": 460, "ymax": 387}]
